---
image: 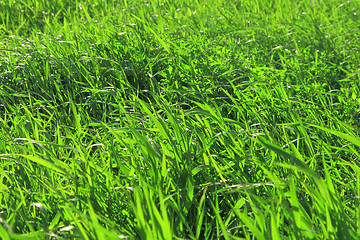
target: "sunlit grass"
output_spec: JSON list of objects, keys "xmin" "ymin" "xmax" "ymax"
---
[{"xmin": 1, "ymin": 0, "xmax": 360, "ymax": 239}]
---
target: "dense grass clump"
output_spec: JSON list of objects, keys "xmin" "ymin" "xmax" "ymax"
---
[{"xmin": 1, "ymin": 0, "xmax": 360, "ymax": 239}]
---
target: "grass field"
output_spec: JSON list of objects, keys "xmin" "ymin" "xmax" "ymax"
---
[{"xmin": 1, "ymin": 0, "xmax": 360, "ymax": 239}]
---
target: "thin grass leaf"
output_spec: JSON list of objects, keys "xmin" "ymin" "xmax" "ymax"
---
[{"xmin": 255, "ymin": 137, "xmax": 320, "ymax": 179}]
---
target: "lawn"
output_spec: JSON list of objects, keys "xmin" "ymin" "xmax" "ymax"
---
[{"xmin": 0, "ymin": 0, "xmax": 360, "ymax": 239}]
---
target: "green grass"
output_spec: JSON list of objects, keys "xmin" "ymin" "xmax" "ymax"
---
[{"xmin": 0, "ymin": 0, "xmax": 360, "ymax": 239}]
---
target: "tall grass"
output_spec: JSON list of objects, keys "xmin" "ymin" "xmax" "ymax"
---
[{"xmin": 1, "ymin": 0, "xmax": 360, "ymax": 239}]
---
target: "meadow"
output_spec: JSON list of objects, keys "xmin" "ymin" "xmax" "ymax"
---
[{"xmin": 0, "ymin": 0, "xmax": 360, "ymax": 239}]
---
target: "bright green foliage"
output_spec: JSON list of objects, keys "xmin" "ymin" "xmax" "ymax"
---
[{"xmin": 1, "ymin": 0, "xmax": 360, "ymax": 239}]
